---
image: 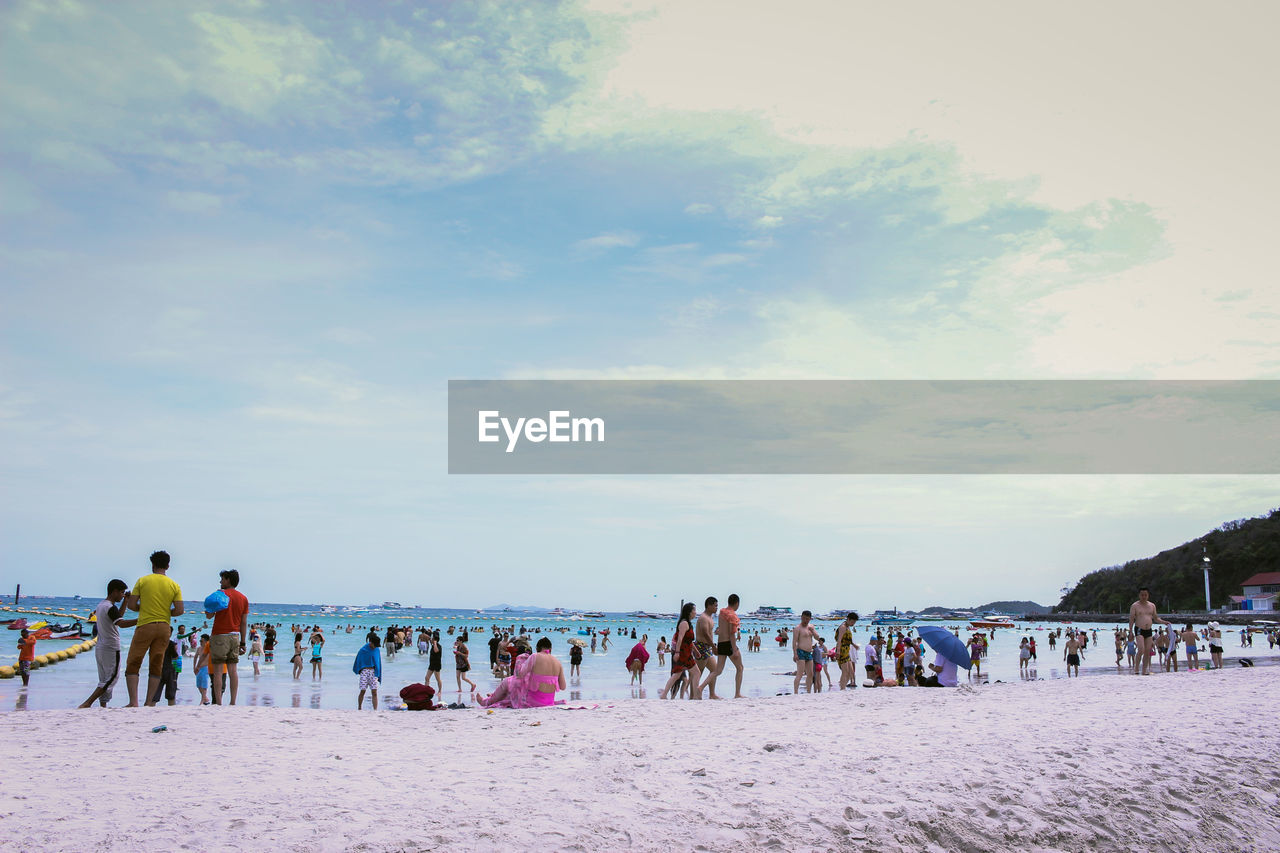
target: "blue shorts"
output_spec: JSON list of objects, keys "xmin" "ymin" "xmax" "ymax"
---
[
  {"xmin": 796, "ymin": 648, "xmax": 813, "ymax": 662},
  {"xmin": 196, "ymin": 667, "xmax": 209, "ymax": 690}
]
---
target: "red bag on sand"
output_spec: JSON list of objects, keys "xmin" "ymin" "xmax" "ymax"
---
[{"xmin": 399, "ymin": 683, "xmax": 437, "ymax": 710}]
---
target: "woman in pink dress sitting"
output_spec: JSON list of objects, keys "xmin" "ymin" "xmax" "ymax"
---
[{"xmin": 477, "ymin": 637, "xmax": 566, "ymax": 708}]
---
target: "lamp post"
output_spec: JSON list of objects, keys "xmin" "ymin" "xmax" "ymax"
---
[{"xmin": 1202, "ymin": 547, "xmax": 1212, "ymax": 613}]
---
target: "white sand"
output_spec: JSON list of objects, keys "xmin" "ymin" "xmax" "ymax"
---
[{"xmin": 2, "ymin": 667, "xmax": 1277, "ymax": 853}]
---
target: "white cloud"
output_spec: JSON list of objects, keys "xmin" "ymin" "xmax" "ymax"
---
[{"xmin": 573, "ymin": 230, "xmax": 641, "ymax": 251}]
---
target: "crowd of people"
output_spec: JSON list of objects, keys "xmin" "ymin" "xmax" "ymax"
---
[{"xmin": 12, "ymin": 558, "xmax": 1276, "ymax": 711}]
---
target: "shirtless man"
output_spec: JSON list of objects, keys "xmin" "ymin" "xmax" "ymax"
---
[
  {"xmin": 692, "ymin": 597, "xmax": 719, "ymax": 699},
  {"xmin": 834, "ymin": 612, "xmax": 861, "ymax": 690},
  {"xmin": 708, "ymin": 593, "xmax": 744, "ymax": 699},
  {"xmin": 792, "ymin": 610, "xmax": 817, "ymax": 694},
  {"xmin": 1063, "ymin": 632, "xmax": 1083, "ymax": 677},
  {"xmin": 1128, "ymin": 587, "xmax": 1170, "ymax": 676}
]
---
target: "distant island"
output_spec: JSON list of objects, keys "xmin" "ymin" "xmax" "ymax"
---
[{"xmin": 917, "ymin": 600, "xmax": 1049, "ymax": 616}]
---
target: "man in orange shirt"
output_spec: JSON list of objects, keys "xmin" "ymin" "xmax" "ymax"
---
[
  {"xmin": 17, "ymin": 628, "xmax": 37, "ymax": 686},
  {"xmin": 208, "ymin": 569, "xmax": 249, "ymax": 705}
]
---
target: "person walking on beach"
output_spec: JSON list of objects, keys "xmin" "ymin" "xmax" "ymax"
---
[
  {"xmin": 1166, "ymin": 625, "xmax": 1179, "ymax": 673},
  {"xmin": 792, "ymin": 610, "xmax": 817, "ymax": 694},
  {"xmin": 1064, "ymin": 632, "xmax": 1082, "ymax": 677},
  {"xmin": 1019, "ymin": 637, "xmax": 1031, "ymax": 675},
  {"xmin": 656, "ymin": 636, "xmax": 668, "ymax": 667},
  {"xmin": 208, "ymin": 569, "xmax": 249, "ymax": 705},
  {"xmin": 660, "ymin": 603, "xmax": 698, "ymax": 700},
  {"xmin": 124, "ymin": 550, "xmax": 185, "ymax": 707},
  {"xmin": 835, "ymin": 612, "xmax": 861, "ymax": 690},
  {"xmin": 709, "ymin": 593, "xmax": 745, "ymax": 699},
  {"xmin": 426, "ymin": 631, "xmax": 444, "ymax": 693},
  {"xmin": 1128, "ymin": 587, "xmax": 1170, "ymax": 676},
  {"xmin": 16, "ymin": 628, "xmax": 37, "ymax": 687},
  {"xmin": 690, "ymin": 598, "xmax": 719, "ymax": 699},
  {"xmin": 454, "ymin": 636, "xmax": 476, "ymax": 693},
  {"xmin": 79, "ymin": 579, "xmax": 137, "ymax": 707},
  {"xmin": 355, "ymin": 634, "xmax": 382, "ymax": 710}
]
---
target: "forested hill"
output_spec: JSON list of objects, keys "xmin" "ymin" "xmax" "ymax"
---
[{"xmin": 1056, "ymin": 507, "xmax": 1280, "ymax": 613}]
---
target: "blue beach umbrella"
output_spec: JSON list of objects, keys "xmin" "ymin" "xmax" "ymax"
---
[{"xmin": 916, "ymin": 625, "xmax": 972, "ymax": 670}]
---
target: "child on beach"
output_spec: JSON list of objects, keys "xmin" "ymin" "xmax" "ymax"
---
[
  {"xmin": 355, "ymin": 634, "xmax": 382, "ymax": 710},
  {"xmin": 16, "ymin": 629, "xmax": 36, "ymax": 686},
  {"xmin": 195, "ymin": 634, "xmax": 211, "ymax": 705},
  {"xmin": 1181, "ymin": 624, "xmax": 1200, "ymax": 670},
  {"xmin": 248, "ymin": 632, "xmax": 263, "ymax": 676},
  {"xmin": 1019, "ymin": 637, "xmax": 1031, "ymax": 675},
  {"xmin": 454, "ymin": 637, "xmax": 476, "ymax": 693}
]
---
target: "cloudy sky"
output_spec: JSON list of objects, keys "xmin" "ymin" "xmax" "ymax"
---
[{"xmin": 2, "ymin": 0, "xmax": 1277, "ymax": 610}]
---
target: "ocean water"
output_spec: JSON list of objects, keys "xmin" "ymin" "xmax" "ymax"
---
[{"xmin": 2, "ymin": 597, "xmax": 1273, "ymax": 712}]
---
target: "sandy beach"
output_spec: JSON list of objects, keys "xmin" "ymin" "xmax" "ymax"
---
[{"xmin": 2, "ymin": 665, "xmax": 1275, "ymax": 852}]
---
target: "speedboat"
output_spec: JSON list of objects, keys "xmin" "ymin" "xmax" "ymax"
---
[
  {"xmin": 581, "ymin": 611, "xmax": 606, "ymax": 618},
  {"xmin": 969, "ymin": 615, "xmax": 1016, "ymax": 629},
  {"xmin": 747, "ymin": 606, "xmax": 794, "ymax": 620}
]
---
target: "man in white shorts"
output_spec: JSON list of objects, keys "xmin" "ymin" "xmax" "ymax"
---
[{"xmin": 79, "ymin": 579, "xmax": 137, "ymax": 708}]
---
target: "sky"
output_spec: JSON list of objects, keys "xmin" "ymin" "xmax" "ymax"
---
[{"xmin": 2, "ymin": 0, "xmax": 1278, "ymax": 611}]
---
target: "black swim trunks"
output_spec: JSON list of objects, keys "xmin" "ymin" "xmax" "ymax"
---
[
  {"xmin": 716, "ymin": 640, "xmax": 732, "ymax": 656},
  {"xmin": 1138, "ymin": 628, "xmax": 1153, "ymax": 638},
  {"xmin": 1066, "ymin": 653, "xmax": 1080, "ymax": 666}
]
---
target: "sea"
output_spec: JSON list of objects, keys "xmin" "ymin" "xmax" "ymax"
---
[{"xmin": 2, "ymin": 597, "xmax": 1273, "ymax": 712}]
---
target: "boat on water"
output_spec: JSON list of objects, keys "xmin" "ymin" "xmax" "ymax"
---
[
  {"xmin": 580, "ymin": 611, "xmax": 606, "ymax": 619},
  {"xmin": 969, "ymin": 613, "xmax": 1017, "ymax": 629},
  {"xmin": 746, "ymin": 605, "xmax": 794, "ymax": 620},
  {"xmin": 870, "ymin": 608, "xmax": 914, "ymax": 626},
  {"xmin": 381, "ymin": 601, "xmax": 407, "ymax": 609}
]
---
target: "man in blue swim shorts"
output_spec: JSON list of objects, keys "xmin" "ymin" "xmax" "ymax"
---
[{"xmin": 792, "ymin": 610, "xmax": 817, "ymax": 694}]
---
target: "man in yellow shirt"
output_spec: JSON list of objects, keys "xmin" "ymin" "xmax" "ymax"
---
[{"xmin": 124, "ymin": 550, "xmax": 185, "ymax": 707}]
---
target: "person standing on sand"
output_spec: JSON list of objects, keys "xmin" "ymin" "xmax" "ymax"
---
[
  {"xmin": 1206, "ymin": 621, "xmax": 1224, "ymax": 669},
  {"xmin": 656, "ymin": 636, "xmax": 668, "ymax": 667},
  {"xmin": 354, "ymin": 634, "xmax": 382, "ymax": 710},
  {"xmin": 1064, "ymin": 632, "xmax": 1082, "ymax": 677},
  {"xmin": 193, "ymin": 634, "xmax": 211, "ymax": 704},
  {"xmin": 1180, "ymin": 624, "xmax": 1200, "ymax": 670},
  {"xmin": 1127, "ymin": 587, "xmax": 1170, "ymax": 676},
  {"xmin": 835, "ymin": 612, "xmax": 861, "ymax": 690},
  {"xmin": 792, "ymin": 610, "xmax": 817, "ymax": 694},
  {"xmin": 79, "ymin": 579, "xmax": 137, "ymax": 707},
  {"xmin": 124, "ymin": 550, "xmax": 185, "ymax": 707},
  {"xmin": 208, "ymin": 569, "xmax": 249, "ymax": 705},
  {"xmin": 709, "ymin": 593, "xmax": 745, "ymax": 699},
  {"xmin": 1166, "ymin": 626, "xmax": 1179, "ymax": 673},
  {"xmin": 454, "ymin": 636, "xmax": 476, "ymax": 693}
]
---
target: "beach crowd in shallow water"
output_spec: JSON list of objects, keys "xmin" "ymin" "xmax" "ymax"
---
[{"xmin": 9, "ymin": 553, "xmax": 1278, "ymax": 712}]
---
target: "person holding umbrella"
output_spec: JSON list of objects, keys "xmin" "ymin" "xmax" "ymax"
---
[{"xmin": 915, "ymin": 625, "xmax": 969, "ymax": 687}]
